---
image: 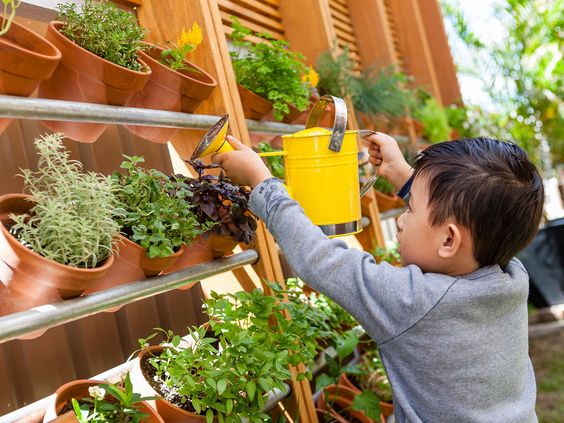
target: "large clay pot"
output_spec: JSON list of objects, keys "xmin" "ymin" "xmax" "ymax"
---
[
  {"xmin": 165, "ymin": 236, "xmax": 214, "ymax": 290},
  {"xmin": 237, "ymin": 84, "xmax": 273, "ymax": 120},
  {"xmin": 125, "ymin": 44, "xmax": 217, "ymax": 143},
  {"xmin": 38, "ymin": 22, "xmax": 151, "ymax": 143},
  {"xmin": 119, "ymin": 235, "xmax": 185, "ymax": 277},
  {"xmin": 43, "ymin": 379, "xmax": 163, "ymax": 423},
  {"xmin": 0, "ymin": 194, "xmax": 114, "ymax": 318},
  {"xmin": 131, "ymin": 346, "xmax": 214, "ymax": 422},
  {"xmin": 209, "ymin": 233, "xmax": 239, "ymax": 259},
  {"xmin": 0, "ymin": 17, "xmax": 61, "ymax": 134}
]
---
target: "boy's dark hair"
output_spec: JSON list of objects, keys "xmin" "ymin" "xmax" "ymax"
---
[{"xmin": 414, "ymin": 137, "xmax": 544, "ymax": 268}]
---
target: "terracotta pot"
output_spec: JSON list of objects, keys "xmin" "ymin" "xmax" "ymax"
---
[
  {"xmin": 43, "ymin": 379, "xmax": 163, "ymax": 423},
  {"xmin": 38, "ymin": 22, "xmax": 151, "ymax": 143},
  {"xmin": 317, "ymin": 384, "xmax": 375, "ymax": 423},
  {"xmin": 116, "ymin": 235, "xmax": 185, "ymax": 277},
  {"xmin": 261, "ymin": 103, "xmax": 307, "ymax": 124},
  {"xmin": 132, "ymin": 346, "xmax": 215, "ymax": 422},
  {"xmin": 338, "ymin": 374, "xmax": 394, "ymax": 418},
  {"xmin": 291, "ymin": 94, "xmax": 335, "ymax": 128},
  {"xmin": 125, "ymin": 44, "xmax": 217, "ymax": 143},
  {"xmin": 165, "ymin": 236, "xmax": 214, "ymax": 290},
  {"xmin": 374, "ymin": 190, "xmax": 405, "ymax": 213},
  {"xmin": 237, "ymin": 84, "xmax": 273, "ymax": 120},
  {"xmin": 84, "ymin": 234, "xmax": 146, "ymax": 294},
  {"xmin": 209, "ymin": 233, "xmax": 239, "ymax": 258},
  {"xmin": 0, "ymin": 194, "xmax": 114, "ymax": 318},
  {"xmin": 0, "ymin": 17, "xmax": 61, "ymax": 134}
]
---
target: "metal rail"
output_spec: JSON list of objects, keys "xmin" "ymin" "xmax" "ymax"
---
[{"xmin": 0, "ymin": 250, "xmax": 258, "ymax": 344}]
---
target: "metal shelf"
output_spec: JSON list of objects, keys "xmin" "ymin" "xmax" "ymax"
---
[{"xmin": 0, "ymin": 250, "xmax": 258, "ymax": 344}]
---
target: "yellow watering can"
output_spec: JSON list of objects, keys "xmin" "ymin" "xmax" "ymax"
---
[{"xmin": 191, "ymin": 95, "xmax": 378, "ymax": 237}]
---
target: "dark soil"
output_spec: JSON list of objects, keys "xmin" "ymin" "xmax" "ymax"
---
[{"xmin": 140, "ymin": 351, "xmax": 198, "ymax": 413}]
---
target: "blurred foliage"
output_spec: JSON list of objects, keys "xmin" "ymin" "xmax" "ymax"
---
[{"xmin": 440, "ymin": 0, "xmax": 564, "ymax": 169}]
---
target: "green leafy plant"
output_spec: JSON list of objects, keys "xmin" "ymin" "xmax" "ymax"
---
[
  {"xmin": 182, "ymin": 159, "xmax": 256, "ymax": 244},
  {"xmin": 139, "ymin": 286, "xmax": 320, "ymax": 423},
  {"xmin": 257, "ymin": 143, "xmax": 285, "ymax": 180},
  {"xmin": 371, "ymin": 242, "xmax": 401, "ymax": 266},
  {"xmin": 373, "ymin": 176, "xmax": 396, "ymax": 196},
  {"xmin": 10, "ymin": 133, "xmax": 118, "ymax": 268},
  {"xmin": 71, "ymin": 373, "xmax": 154, "ymax": 423},
  {"xmin": 57, "ymin": 0, "xmax": 147, "ymax": 71},
  {"xmin": 315, "ymin": 45, "xmax": 358, "ymax": 99},
  {"xmin": 161, "ymin": 22, "xmax": 203, "ymax": 71},
  {"xmin": 0, "ymin": 0, "xmax": 19, "ymax": 36},
  {"xmin": 112, "ymin": 156, "xmax": 204, "ymax": 258},
  {"xmin": 414, "ymin": 97, "xmax": 451, "ymax": 143},
  {"xmin": 230, "ymin": 17, "xmax": 311, "ymax": 120},
  {"xmin": 356, "ymin": 348, "xmax": 393, "ymax": 403}
]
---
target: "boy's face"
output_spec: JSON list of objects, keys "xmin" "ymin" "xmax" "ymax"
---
[{"xmin": 396, "ymin": 175, "xmax": 447, "ymax": 273}]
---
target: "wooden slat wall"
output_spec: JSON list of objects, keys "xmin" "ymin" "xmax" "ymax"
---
[
  {"xmin": 382, "ymin": 0, "xmax": 409, "ymax": 75},
  {"xmin": 327, "ymin": 0, "xmax": 362, "ymax": 70},
  {"xmin": 218, "ymin": 0, "xmax": 285, "ymax": 41}
]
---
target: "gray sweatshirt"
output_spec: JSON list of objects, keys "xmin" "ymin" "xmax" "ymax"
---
[{"xmin": 250, "ymin": 178, "xmax": 537, "ymax": 423}]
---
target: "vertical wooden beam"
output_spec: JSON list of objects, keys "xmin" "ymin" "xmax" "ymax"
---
[
  {"xmin": 385, "ymin": 0, "xmax": 443, "ymax": 104},
  {"xmin": 418, "ymin": 0, "xmax": 463, "ymax": 105}
]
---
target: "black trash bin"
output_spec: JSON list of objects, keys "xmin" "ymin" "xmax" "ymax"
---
[{"xmin": 518, "ymin": 218, "xmax": 564, "ymax": 308}]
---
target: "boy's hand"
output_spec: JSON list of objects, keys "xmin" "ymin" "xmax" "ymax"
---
[
  {"xmin": 365, "ymin": 132, "xmax": 413, "ymax": 190},
  {"xmin": 211, "ymin": 136, "xmax": 273, "ymax": 188}
]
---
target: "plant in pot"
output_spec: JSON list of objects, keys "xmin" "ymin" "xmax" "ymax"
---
[
  {"xmin": 372, "ymin": 176, "xmax": 404, "ymax": 213},
  {"xmin": 370, "ymin": 243, "xmax": 401, "ymax": 267},
  {"xmin": 414, "ymin": 96, "xmax": 452, "ymax": 144},
  {"xmin": 0, "ymin": 133, "xmax": 118, "ymax": 320},
  {"xmin": 43, "ymin": 373, "xmax": 162, "ymax": 423},
  {"xmin": 38, "ymin": 0, "xmax": 151, "ymax": 143},
  {"xmin": 230, "ymin": 17, "xmax": 312, "ymax": 121},
  {"xmin": 132, "ymin": 286, "xmax": 320, "ymax": 422},
  {"xmin": 180, "ymin": 159, "xmax": 257, "ymax": 259},
  {"xmin": 0, "ymin": 0, "xmax": 61, "ymax": 135},
  {"xmin": 103, "ymin": 155, "xmax": 205, "ymax": 284},
  {"xmin": 126, "ymin": 22, "xmax": 217, "ymax": 143}
]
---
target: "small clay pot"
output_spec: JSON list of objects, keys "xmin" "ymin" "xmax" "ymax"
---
[
  {"xmin": 43, "ymin": 379, "xmax": 163, "ymax": 423},
  {"xmin": 317, "ymin": 384, "xmax": 376, "ymax": 423},
  {"xmin": 237, "ymin": 84, "xmax": 273, "ymax": 120},
  {"xmin": 117, "ymin": 235, "xmax": 185, "ymax": 277},
  {"xmin": 125, "ymin": 44, "xmax": 217, "ymax": 143},
  {"xmin": 209, "ymin": 233, "xmax": 239, "ymax": 258},
  {"xmin": 374, "ymin": 190, "xmax": 405, "ymax": 213},
  {"xmin": 38, "ymin": 21, "xmax": 151, "ymax": 143},
  {"xmin": 165, "ymin": 236, "xmax": 214, "ymax": 290},
  {"xmin": 0, "ymin": 17, "xmax": 61, "ymax": 134}
]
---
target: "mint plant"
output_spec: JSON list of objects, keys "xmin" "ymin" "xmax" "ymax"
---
[
  {"xmin": 112, "ymin": 156, "xmax": 205, "ymax": 258},
  {"xmin": 57, "ymin": 0, "xmax": 147, "ymax": 71},
  {"xmin": 230, "ymin": 17, "xmax": 312, "ymax": 121},
  {"xmin": 10, "ymin": 133, "xmax": 119, "ymax": 268}
]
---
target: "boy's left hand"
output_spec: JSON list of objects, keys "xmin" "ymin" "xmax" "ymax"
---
[{"xmin": 211, "ymin": 136, "xmax": 273, "ymax": 188}]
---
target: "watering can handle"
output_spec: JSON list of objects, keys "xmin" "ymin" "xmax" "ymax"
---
[
  {"xmin": 358, "ymin": 130, "xmax": 380, "ymax": 197},
  {"xmin": 305, "ymin": 95, "xmax": 348, "ymax": 153}
]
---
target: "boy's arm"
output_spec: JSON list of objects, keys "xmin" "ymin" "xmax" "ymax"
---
[{"xmin": 250, "ymin": 177, "xmax": 451, "ymax": 343}]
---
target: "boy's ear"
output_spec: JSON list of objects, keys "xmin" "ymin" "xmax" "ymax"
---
[{"xmin": 437, "ymin": 223, "xmax": 462, "ymax": 258}]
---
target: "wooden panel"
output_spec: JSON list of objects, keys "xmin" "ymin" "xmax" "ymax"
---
[
  {"xmin": 383, "ymin": 0, "xmax": 443, "ymax": 103},
  {"xmin": 418, "ymin": 0, "xmax": 462, "ymax": 105},
  {"xmin": 218, "ymin": 0, "xmax": 285, "ymax": 41},
  {"xmin": 326, "ymin": 0, "xmax": 362, "ymax": 69}
]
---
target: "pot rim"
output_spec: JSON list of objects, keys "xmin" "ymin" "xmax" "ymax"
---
[{"xmin": 0, "ymin": 18, "xmax": 62, "ymax": 63}]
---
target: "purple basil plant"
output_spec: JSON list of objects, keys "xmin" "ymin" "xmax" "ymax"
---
[{"xmin": 178, "ymin": 159, "xmax": 257, "ymax": 244}]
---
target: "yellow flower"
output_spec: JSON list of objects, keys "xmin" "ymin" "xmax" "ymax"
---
[
  {"xmin": 302, "ymin": 67, "xmax": 319, "ymax": 88},
  {"xmin": 178, "ymin": 22, "xmax": 203, "ymax": 49}
]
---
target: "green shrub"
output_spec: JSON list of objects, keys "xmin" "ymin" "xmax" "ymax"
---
[
  {"xmin": 415, "ymin": 97, "xmax": 452, "ymax": 143},
  {"xmin": 316, "ymin": 45, "xmax": 358, "ymax": 99},
  {"xmin": 57, "ymin": 0, "xmax": 147, "ymax": 71},
  {"xmin": 373, "ymin": 176, "xmax": 396, "ymax": 196},
  {"xmin": 10, "ymin": 133, "xmax": 118, "ymax": 268},
  {"xmin": 230, "ymin": 17, "xmax": 311, "ymax": 120}
]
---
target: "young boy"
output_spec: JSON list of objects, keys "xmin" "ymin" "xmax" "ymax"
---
[{"xmin": 212, "ymin": 133, "xmax": 544, "ymax": 422}]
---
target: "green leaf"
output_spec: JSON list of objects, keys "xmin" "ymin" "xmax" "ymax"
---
[
  {"xmin": 352, "ymin": 391, "xmax": 382, "ymax": 421},
  {"xmin": 217, "ymin": 378, "xmax": 227, "ymax": 395},
  {"xmin": 246, "ymin": 380, "xmax": 256, "ymax": 401},
  {"xmin": 206, "ymin": 408, "xmax": 214, "ymax": 423},
  {"xmin": 315, "ymin": 374, "xmax": 335, "ymax": 392}
]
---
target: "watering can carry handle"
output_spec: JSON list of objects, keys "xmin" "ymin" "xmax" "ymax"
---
[
  {"xmin": 305, "ymin": 95, "xmax": 348, "ymax": 153},
  {"xmin": 358, "ymin": 130, "xmax": 380, "ymax": 197}
]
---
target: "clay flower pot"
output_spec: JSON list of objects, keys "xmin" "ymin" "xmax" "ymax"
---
[
  {"xmin": 125, "ymin": 44, "xmax": 217, "ymax": 143},
  {"xmin": 237, "ymin": 84, "xmax": 273, "ymax": 120},
  {"xmin": 0, "ymin": 194, "xmax": 114, "ymax": 318},
  {"xmin": 43, "ymin": 379, "xmax": 163, "ymax": 423},
  {"xmin": 209, "ymin": 233, "xmax": 239, "ymax": 258},
  {"xmin": 117, "ymin": 235, "xmax": 185, "ymax": 277},
  {"xmin": 0, "ymin": 17, "xmax": 61, "ymax": 134},
  {"xmin": 374, "ymin": 190, "xmax": 405, "ymax": 213},
  {"xmin": 291, "ymin": 94, "xmax": 335, "ymax": 127},
  {"xmin": 165, "ymin": 235, "xmax": 214, "ymax": 290},
  {"xmin": 317, "ymin": 384, "xmax": 376, "ymax": 423},
  {"xmin": 131, "ymin": 346, "xmax": 214, "ymax": 422},
  {"xmin": 38, "ymin": 21, "xmax": 151, "ymax": 143},
  {"xmin": 338, "ymin": 373, "xmax": 394, "ymax": 419}
]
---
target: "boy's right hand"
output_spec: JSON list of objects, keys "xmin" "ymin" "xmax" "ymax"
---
[{"xmin": 365, "ymin": 132, "xmax": 414, "ymax": 190}]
